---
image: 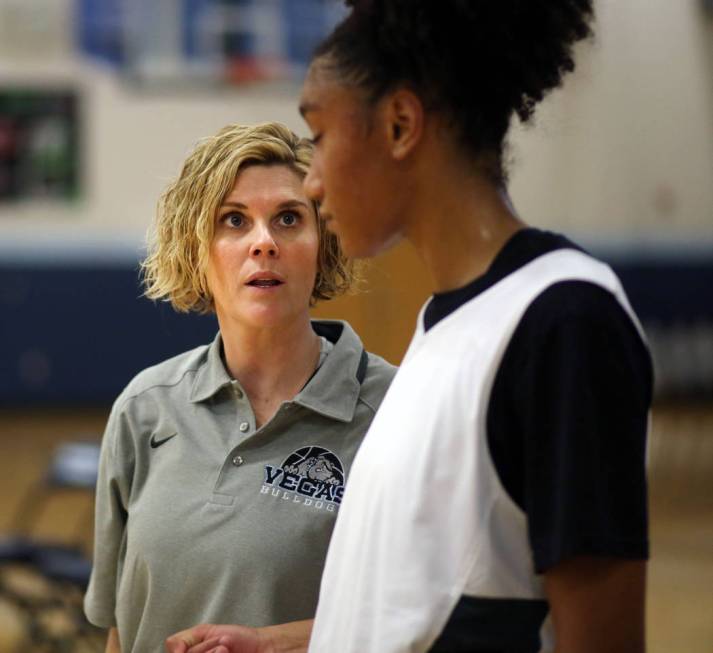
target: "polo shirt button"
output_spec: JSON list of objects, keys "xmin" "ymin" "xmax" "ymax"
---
[
  {"xmin": 239, "ymin": 422, "xmax": 249, "ymax": 432},
  {"xmin": 232, "ymin": 455, "xmax": 244, "ymax": 467},
  {"xmin": 233, "ymin": 386, "xmax": 243, "ymax": 399}
]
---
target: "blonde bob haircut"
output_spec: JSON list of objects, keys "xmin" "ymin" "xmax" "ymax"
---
[{"xmin": 142, "ymin": 122, "xmax": 355, "ymax": 314}]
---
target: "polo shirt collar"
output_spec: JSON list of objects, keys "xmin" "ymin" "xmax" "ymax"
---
[
  {"xmin": 189, "ymin": 321, "xmax": 364, "ymax": 423},
  {"xmin": 190, "ymin": 331, "xmax": 234, "ymax": 403},
  {"xmin": 294, "ymin": 320, "xmax": 363, "ymax": 423}
]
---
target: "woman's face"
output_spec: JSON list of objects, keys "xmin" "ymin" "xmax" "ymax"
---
[
  {"xmin": 206, "ymin": 164, "xmax": 320, "ymax": 330},
  {"xmin": 299, "ymin": 65, "xmax": 406, "ymax": 258}
]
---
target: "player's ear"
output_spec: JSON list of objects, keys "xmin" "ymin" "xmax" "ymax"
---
[{"xmin": 381, "ymin": 88, "xmax": 424, "ymax": 161}]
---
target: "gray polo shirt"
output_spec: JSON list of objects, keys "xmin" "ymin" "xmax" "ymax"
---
[{"xmin": 84, "ymin": 320, "xmax": 396, "ymax": 653}]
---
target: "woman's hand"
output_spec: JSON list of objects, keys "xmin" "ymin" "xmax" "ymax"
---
[
  {"xmin": 165, "ymin": 624, "xmax": 266, "ymax": 653},
  {"xmin": 105, "ymin": 627, "xmax": 121, "ymax": 653},
  {"xmin": 165, "ymin": 620, "xmax": 313, "ymax": 653}
]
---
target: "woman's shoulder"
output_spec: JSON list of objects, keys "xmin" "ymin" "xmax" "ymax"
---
[
  {"xmin": 365, "ymin": 350, "xmax": 398, "ymax": 378},
  {"xmin": 359, "ymin": 350, "xmax": 398, "ymax": 412},
  {"xmin": 114, "ymin": 339, "xmax": 214, "ymax": 410}
]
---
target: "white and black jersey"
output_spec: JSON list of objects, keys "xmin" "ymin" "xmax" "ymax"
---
[
  {"xmin": 426, "ymin": 229, "xmax": 651, "ymax": 652},
  {"xmin": 308, "ymin": 229, "xmax": 651, "ymax": 653}
]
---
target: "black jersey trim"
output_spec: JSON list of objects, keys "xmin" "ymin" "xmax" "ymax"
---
[
  {"xmin": 424, "ymin": 228, "xmax": 580, "ymax": 331},
  {"xmin": 428, "ymin": 596, "xmax": 548, "ymax": 653},
  {"xmin": 533, "ymin": 534, "xmax": 651, "ymax": 575}
]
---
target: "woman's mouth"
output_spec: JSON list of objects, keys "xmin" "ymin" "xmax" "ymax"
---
[{"xmin": 247, "ymin": 279, "xmax": 283, "ymax": 288}]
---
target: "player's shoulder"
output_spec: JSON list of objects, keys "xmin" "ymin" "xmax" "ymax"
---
[
  {"xmin": 521, "ymin": 279, "xmax": 641, "ymax": 341},
  {"xmin": 504, "ymin": 279, "xmax": 653, "ymax": 401}
]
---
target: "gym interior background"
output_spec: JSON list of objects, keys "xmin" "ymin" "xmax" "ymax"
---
[{"xmin": 0, "ymin": 0, "xmax": 712, "ymax": 651}]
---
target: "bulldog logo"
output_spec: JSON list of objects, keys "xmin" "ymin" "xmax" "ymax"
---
[
  {"xmin": 287, "ymin": 454, "xmax": 342, "ymax": 485},
  {"xmin": 261, "ymin": 446, "xmax": 346, "ymax": 509}
]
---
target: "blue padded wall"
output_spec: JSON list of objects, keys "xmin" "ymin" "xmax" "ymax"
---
[
  {"xmin": 0, "ymin": 262, "xmax": 217, "ymax": 405},
  {"xmin": 1, "ymin": 248, "xmax": 712, "ymax": 404}
]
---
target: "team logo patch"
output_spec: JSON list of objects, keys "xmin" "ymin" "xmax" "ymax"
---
[{"xmin": 261, "ymin": 446, "xmax": 346, "ymax": 512}]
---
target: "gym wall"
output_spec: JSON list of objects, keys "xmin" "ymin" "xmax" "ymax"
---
[{"xmin": 1, "ymin": 0, "xmax": 711, "ymax": 404}]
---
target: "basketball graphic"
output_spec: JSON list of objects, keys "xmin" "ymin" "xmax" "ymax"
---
[{"xmin": 282, "ymin": 446, "xmax": 345, "ymax": 486}]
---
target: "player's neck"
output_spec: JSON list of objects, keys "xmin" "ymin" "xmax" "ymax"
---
[{"xmin": 406, "ymin": 168, "xmax": 524, "ymax": 294}]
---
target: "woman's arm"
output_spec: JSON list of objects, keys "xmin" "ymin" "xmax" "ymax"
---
[
  {"xmin": 85, "ymin": 403, "xmax": 132, "ymax": 632},
  {"xmin": 544, "ymin": 557, "xmax": 646, "ymax": 653},
  {"xmin": 261, "ymin": 620, "xmax": 313, "ymax": 653},
  {"xmin": 105, "ymin": 627, "xmax": 121, "ymax": 653},
  {"xmin": 165, "ymin": 619, "xmax": 313, "ymax": 653}
]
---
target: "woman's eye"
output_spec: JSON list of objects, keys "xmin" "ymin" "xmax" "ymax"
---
[
  {"xmin": 225, "ymin": 213, "xmax": 244, "ymax": 227},
  {"xmin": 279, "ymin": 212, "xmax": 299, "ymax": 227},
  {"xmin": 309, "ymin": 134, "xmax": 322, "ymax": 146}
]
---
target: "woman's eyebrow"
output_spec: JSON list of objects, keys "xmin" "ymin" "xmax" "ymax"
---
[
  {"xmin": 277, "ymin": 199, "xmax": 311, "ymax": 210},
  {"xmin": 219, "ymin": 199, "xmax": 310, "ymax": 210}
]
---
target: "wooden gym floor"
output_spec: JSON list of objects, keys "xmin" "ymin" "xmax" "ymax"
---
[{"xmin": 0, "ymin": 404, "xmax": 711, "ymax": 653}]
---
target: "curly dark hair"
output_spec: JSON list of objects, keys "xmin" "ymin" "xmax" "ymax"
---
[{"xmin": 314, "ymin": 0, "xmax": 594, "ymax": 182}]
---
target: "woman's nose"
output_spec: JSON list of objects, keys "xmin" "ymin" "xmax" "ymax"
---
[{"xmin": 250, "ymin": 226, "xmax": 279, "ymax": 258}]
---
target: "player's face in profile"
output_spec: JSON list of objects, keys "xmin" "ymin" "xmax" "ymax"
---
[
  {"xmin": 206, "ymin": 164, "xmax": 319, "ymax": 329},
  {"xmin": 300, "ymin": 65, "xmax": 405, "ymax": 258}
]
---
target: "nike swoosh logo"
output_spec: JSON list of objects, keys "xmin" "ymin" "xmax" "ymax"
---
[{"xmin": 150, "ymin": 433, "xmax": 177, "ymax": 449}]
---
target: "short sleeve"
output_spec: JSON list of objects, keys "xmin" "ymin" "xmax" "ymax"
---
[
  {"xmin": 83, "ymin": 400, "xmax": 135, "ymax": 628},
  {"xmin": 487, "ymin": 281, "xmax": 652, "ymax": 574}
]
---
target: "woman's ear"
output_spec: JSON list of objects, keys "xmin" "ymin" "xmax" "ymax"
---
[{"xmin": 382, "ymin": 88, "xmax": 424, "ymax": 161}]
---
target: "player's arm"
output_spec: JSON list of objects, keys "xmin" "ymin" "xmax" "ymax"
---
[
  {"xmin": 544, "ymin": 556, "xmax": 646, "ymax": 653},
  {"xmin": 105, "ymin": 627, "xmax": 121, "ymax": 653},
  {"xmin": 495, "ymin": 283, "xmax": 652, "ymax": 653},
  {"xmin": 164, "ymin": 619, "xmax": 313, "ymax": 653}
]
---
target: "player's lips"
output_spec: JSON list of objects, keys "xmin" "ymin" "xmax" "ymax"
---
[{"xmin": 245, "ymin": 271, "xmax": 285, "ymax": 288}]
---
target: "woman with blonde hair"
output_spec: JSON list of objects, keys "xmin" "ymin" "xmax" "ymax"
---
[{"xmin": 83, "ymin": 122, "xmax": 396, "ymax": 653}]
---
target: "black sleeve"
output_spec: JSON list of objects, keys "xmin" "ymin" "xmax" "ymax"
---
[{"xmin": 486, "ymin": 281, "xmax": 652, "ymax": 574}]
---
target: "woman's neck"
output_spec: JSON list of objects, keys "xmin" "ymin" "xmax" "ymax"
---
[{"xmin": 218, "ymin": 314, "xmax": 321, "ymax": 425}]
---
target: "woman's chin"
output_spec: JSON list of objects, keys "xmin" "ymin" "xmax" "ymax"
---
[{"xmin": 224, "ymin": 308, "xmax": 305, "ymax": 332}]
